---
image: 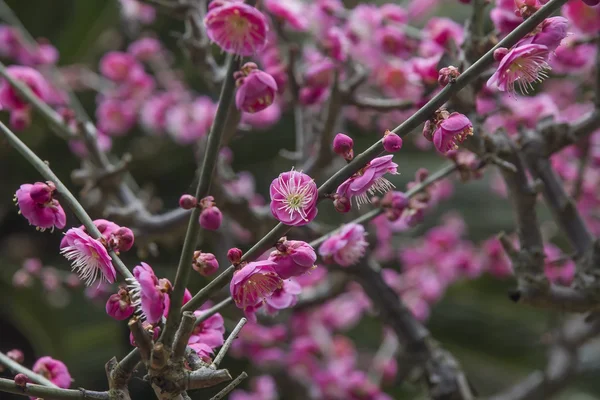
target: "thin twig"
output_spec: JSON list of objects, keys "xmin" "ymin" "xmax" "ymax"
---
[
  {"xmin": 209, "ymin": 372, "xmax": 248, "ymax": 400},
  {"xmin": 173, "ymin": 312, "xmax": 197, "ymax": 360},
  {"xmin": 211, "ymin": 318, "xmax": 247, "ymax": 368},
  {"xmin": 0, "ymin": 378, "xmax": 109, "ymax": 400},
  {"xmin": 0, "ymin": 352, "xmax": 56, "ymax": 387}
]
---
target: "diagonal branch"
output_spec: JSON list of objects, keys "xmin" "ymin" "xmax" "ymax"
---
[{"xmin": 0, "ymin": 378, "xmax": 109, "ymax": 400}]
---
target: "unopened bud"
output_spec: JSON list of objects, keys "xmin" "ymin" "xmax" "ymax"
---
[
  {"xmin": 199, "ymin": 206, "xmax": 222, "ymax": 231},
  {"xmin": 193, "ymin": 251, "xmax": 219, "ymax": 276},
  {"xmin": 382, "ymin": 131, "xmax": 403, "ymax": 153},
  {"xmin": 437, "ymin": 66, "xmax": 460, "ymax": 87},
  {"xmin": 179, "ymin": 194, "xmax": 198, "ymax": 210},
  {"xmin": 14, "ymin": 373, "xmax": 28, "ymax": 387},
  {"xmin": 227, "ymin": 248, "xmax": 243, "ymax": 265},
  {"xmin": 7, "ymin": 349, "xmax": 24, "ymax": 364},
  {"xmin": 333, "ymin": 195, "xmax": 351, "ymax": 213},
  {"xmin": 333, "ymin": 133, "xmax": 354, "ymax": 161}
]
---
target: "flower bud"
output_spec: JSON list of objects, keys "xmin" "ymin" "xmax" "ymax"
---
[
  {"xmin": 382, "ymin": 131, "xmax": 403, "ymax": 153},
  {"xmin": 333, "ymin": 195, "xmax": 351, "ymax": 213},
  {"xmin": 7, "ymin": 349, "xmax": 24, "ymax": 364},
  {"xmin": 110, "ymin": 227, "xmax": 135, "ymax": 253},
  {"xmin": 29, "ymin": 181, "xmax": 55, "ymax": 204},
  {"xmin": 227, "ymin": 248, "xmax": 243, "ymax": 264},
  {"xmin": 493, "ymin": 48, "xmax": 509, "ymax": 62},
  {"xmin": 14, "ymin": 373, "xmax": 28, "ymax": 387},
  {"xmin": 199, "ymin": 206, "xmax": 222, "ymax": 230},
  {"xmin": 333, "ymin": 133, "xmax": 354, "ymax": 160},
  {"xmin": 179, "ymin": 194, "xmax": 198, "ymax": 210},
  {"xmin": 192, "ymin": 251, "xmax": 219, "ymax": 276},
  {"xmin": 437, "ymin": 66, "xmax": 460, "ymax": 87},
  {"xmin": 105, "ymin": 291, "xmax": 134, "ymax": 321},
  {"xmin": 422, "ymin": 120, "xmax": 434, "ymax": 142}
]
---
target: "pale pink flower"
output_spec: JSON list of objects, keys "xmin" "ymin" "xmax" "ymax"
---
[
  {"xmin": 128, "ymin": 262, "xmax": 169, "ymax": 324},
  {"xmin": 139, "ymin": 92, "xmax": 178, "ymax": 135},
  {"xmin": 230, "ymin": 260, "xmax": 283, "ymax": 313},
  {"xmin": 204, "ymin": 2, "xmax": 269, "ymax": 56},
  {"xmin": 264, "ymin": 0, "xmax": 308, "ymax": 31},
  {"xmin": 432, "ymin": 112, "xmax": 473, "ymax": 153},
  {"xmin": 99, "ymin": 51, "xmax": 141, "ymax": 81},
  {"xmin": 60, "ymin": 228, "xmax": 116, "ymax": 286},
  {"xmin": 270, "ymin": 169, "xmax": 318, "ymax": 226},
  {"xmin": 166, "ymin": 98, "xmax": 216, "ymax": 144},
  {"xmin": 119, "ymin": 0, "xmax": 156, "ymax": 24},
  {"xmin": 128, "ymin": 37, "xmax": 161, "ymax": 61},
  {"xmin": 190, "ymin": 308, "xmax": 225, "ymax": 349},
  {"xmin": 265, "ymin": 279, "xmax": 302, "ymax": 313},
  {"xmin": 268, "ymin": 239, "xmax": 317, "ymax": 279},
  {"xmin": 487, "ymin": 44, "xmax": 551, "ymax": 95},
  {"xmin": 32, "ymin": 357, "xmax": 72, "ymax": 388},
  {"xmin": 336, "ymin": 155, "xmax": 398, "ymax": 207},
  {"xmin": 235, "ymin": 69, "xmax": 278, "ymax": 113},
  {"xmin": 96, "ymin": 98, "xmax": 137, "ymax": 136},
  {"xmin": 14, "ymin": 182, "xmax": 66, "ymax": 231},
  {"xmin": 318, "ymin": 223, "xmax": 368, "ymax": 267}
]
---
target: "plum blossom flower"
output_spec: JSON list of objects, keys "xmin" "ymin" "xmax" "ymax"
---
[
  {"xmin": 270, "ymin": 169, "xmax": 318, "ymax": 226},
  {"xmin": 264, "ymin": 0, "xmax": 308, "ymax": 31},
  {"xmin": 268, "ymin": 239, "xmax": 317, "ymax": 279},
  {"xmin": 0, "ymin": 65, "xmax": 50, "ymax": 129},
  {"xmin": 265, "ymin": 279, "xmax": 302, "ymax": 313},
  {"xmin": 128, "ymin": 262, "xmax": 170, "ymax": 324},
  {"xmin": 60, "ymin": 228, "xmax": 116, "ymax": 286},
  {"xmin": 487, "ymin": 44, "xmax": 551, "ymax": 95},
  {"xmin": 230, "ymin": 260, "xmax": 283, "ymax": 314},
  {"xmin": 190, "ymin": 307, "xmax": 225, "ymax": 349},
  {"xmin": 204, "ymin": 2, "xmax": 269, "ymax": 56},
  {"xmin": 336, "ymin": 155, "xmax": 398, "ymax": 207},
  {"xmin": 106, "ymin": 287, "xmax": 135, "ymax": 320},
  {"xmin": 14, "ymin": 181, "xmax": 66, "ymax": 231},
  {"xmin": 319, "ymin": 223, "xmax": 368, "ymax": 267},
  {"xmin": 99, "ymin": 51, "xmax": 140, "ymax": 81},
  {"xmin": 32, "ymin": 357, "xmax": 72, "ymax": 388},
  {"xmin": 235, "ymin": 64, "xmax": 278, "ymax": 113},
  {"xmin": 432, "ymin": 112, "xmax": 473, "ymax": 153}
]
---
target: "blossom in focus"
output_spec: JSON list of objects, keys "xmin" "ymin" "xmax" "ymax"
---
[
  {"xmin": 319, "ymin": 223, "xmax": 368, "ymax": 267},
  {"xmin": 487, "ymin": 44, "xmax": 551, "ymax": 95},
  {"xmin": 106, "ymin": 287, "xmax": 135, "ymax": 320},
  {"xmin": 268, "ymin": 239, "xmax": 317, "ymax": 279},
  {"xmin": 32, "ymin": 357, "xmax": 72, "ymax": 388},
  {"xmin": 270, "ymin": 169, "xmax": 318, "ymax": 226},
  {"xmin": 204, "ymin": 2, "xmax": 269, "ymax": 56},
  {"xmin": 336, "ymin": 155, "xmax": 398, "ymax": 207},
  {"xmin": 230, "ymin": 260, "xmax": 283, "ymax": 314},
  {"xmin": 14, "ymin": 181, "xmax": 66, "ymax": 231},
  {"xmin": 190, "ymin": 306, "xmax": 226, "ymax": 351},
  {"xmin": 235, "ymin": 63, "xmax": 278, "ymax": 113},
  {"xmin": 432, "ymin": 112, "xmax": 473, "ymax": 154},
  {"xmin": 60, "ymin": 227, "xmax": 116, "ymax": 286},
  {"xmin": 128, "ymin": 262, "xmax": 170, "ymax": 324},
  {"xmin": 265, "ymin": 279, "xmax": 302, "ymax": 314}
]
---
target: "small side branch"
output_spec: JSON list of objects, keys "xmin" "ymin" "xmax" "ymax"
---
[
  {"xmin": 209, "ymin": 372, "xmax": 248, "ymax": 400},
  {"xmin": 172, "ymin": 312, "xmax": 197, "ymax": 360},
  {"xmin": 0, "ymin": 378, "xmax": 109, "ymax": 400},
  {"xmin": 211, "ymin": 318, "xmax": 247, "ymax": 369},
  {"xmin": 0, "ymin": 352, "xmax": 57, "ymax": 387},
  {"xmin": 187, "ymin": 368, "xmax": 232, "ymax": 390}
]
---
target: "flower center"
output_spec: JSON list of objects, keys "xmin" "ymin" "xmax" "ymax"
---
[
  {"xmin": 229, "ymin": 14, "xmax": 249, "ymax": 33},
  {"xmin": 286, "ymin": 193, "xmax": 304, "ymax": 209}
]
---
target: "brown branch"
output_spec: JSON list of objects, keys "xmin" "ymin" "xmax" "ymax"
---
[
  {"xmin": 172, "ymin": 312, "xmax": 197, "ymax": 360},
  {"xmin": 128, "ymin": 318, "xmax": 153, "ymax": 362}
]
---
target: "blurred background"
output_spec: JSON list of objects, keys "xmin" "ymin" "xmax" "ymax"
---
[{"xmin": 0, "ymin": 0, "xmax": 599, "ymax": 399}]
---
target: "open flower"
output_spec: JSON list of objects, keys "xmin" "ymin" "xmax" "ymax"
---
[
  {"xmin": 319, "ymin": 223, "xmax": 368, "ymax": 266},
  {"xmin": 265, "ymin": 279, "xmax": 302, "ymax": 313},
  {"xmin": 230, "ymin": 260, "xmax": 283, "ymax": 313},
  {"xmin": 204, "ymin": 2, "xmax": 269, "ymax": 56},
  {"xmin": 235, "ymin": 66, "xmax": 278, "ymax": 113},
  {"xmin": 14, "ymin": 181, "xmax": 66, "ymax": 231},
  {"xmin": 270, "ymin": 169, "xmax": 318, "ymax": 226},
  {"xmin": 264, "ymin": 0, "xmax": 308, "ymax": 31},
  {"xmin": 432, "ymin": 112, "xmax": 473, "ymax": 153},
  {"xmin": 190, "ymin": 307, "xmax": 226, "ymax": 349},
  {"xmin": 487, "ymin": 44, "xmax": 551, "ymax": 95},
  {"xmin": 60, "ymin": 228, "xmax": 116, "ymax": 286},
  {"xmin": 336, "ymin": 155, "xmax": 398, "ymax": 207},
  {"xmin": 268, "ymin": 239, "xmax": 317, "ymax": 279},
  {"xmin": 128, "ymin": 262, "xmax": 170, "ymax": 324},
  {"xmin": 32, "ymin": 357, "xmax": 72, "ymax": 388}
]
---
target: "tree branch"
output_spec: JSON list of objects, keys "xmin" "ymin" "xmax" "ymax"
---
[
  {"xmin": 211, "ymin": 318, "xmax": 247, "ymax": 369},
  {"xmin": 0, "ymin": 378, "xmax": 109, "ymax": 400},
  {"xmin": 208, "ymin": 372, "xmax": 247, "ymax": 400},
  {"xmin": 0, "ymin": 352, "xmax": 57, "ymax": 387}
]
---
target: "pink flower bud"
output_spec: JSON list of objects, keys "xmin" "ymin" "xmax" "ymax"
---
[
  {"xmin": 192, "ymin": 251, "xmax": 219, "ymax": 276},
  {"xmin": 582, "ymin": 0, "xmax": 599, "ymax": 5},
  {"xmin": 438, "ymin": 66, "xmax": 460, "ymax": 87},
  {"xmin": 493, "ymin": 47, "xmax": 509, "ymax": 62},
  {"xmin": 29, "ymin": 181, "xmax": 55, "ymax": 204},
  {"xmin": 333, "ymin": 195, "xmax": 351, "ymax": 213},
  {"xmin": 179, "ymin": 194, "xmax": 198, "ymax": 210},
  {"xmin": 199, "ymin": 206, "xmax": 223, "ymax": 231},
  {"xmin": 105, "ymin": 290, "xmax": 134, "ymax": 321},
  {"xmin": 228, "ymin": 248, "xmax": 243, "ymax": 264},
  {"xmin": 14, "ymin": 373, "xmax": 28, "ymax": 387},
  {"xmin": 333, "ymin": 133, "xmax": 354, "ymax": 160},
  {"xmin": 235, "ymin": 69, "xmax": 278, "ymax": 113},
  {"xmin": 7, "ymin": 349, "xmax": 24, "ymax": 364},
  {"xmin": 110, "ymin": 227, "xmax": 135, "ymax": 253},
  {"xmin": 422, "ymin": 120, "xmax": 434, "ymax": 142},
  {"xmin": 382, "ymin": 131, "xmax": 403, "ymax": 153}
]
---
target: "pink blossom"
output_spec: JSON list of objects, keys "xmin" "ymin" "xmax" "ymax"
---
[
  {"xmin": 269, "ymin": 169, "xmax": 318, "ymax": 226},
  {"xmin": 517, "ymin": 17, "xmax": 568, "ymax": 51},
  {"xmin": 268, "ymin": 239, "xmax": 317, "ymax": 279},
  {"xmin": 106, "ymin": 288, "xmax": 135, "ymax": 320},
  {"xmin": 166, "ymin": 98, "xmax": 216, "ymax": 144},
  {"xmin": 128, "ymin": 262, "xmax": 169, "ymax": 324},
  {"xmin": 333, "ymin": 133, "xmax": 354, "ymax": 160},
  {"xmin": 204, "ymin": 2, "xmax": 269, "ymax": 56},
  {"xmin": 140, "ymin": 93, "xmax": 178, "ymax": 134},
  {"xmin": 96, "ymin": 98, "xmax": 137, "ymax": 136},
  {"xmin": 14, "ymin": 182, "xmax": 66, "ymax": 231},
  {"xmin": 0, "ymin": 66, "xmax": 49, "ymax": 110},
  {"xmin": 432, "ymin": 112, "xmax": 473, "ymax": 153},
  {"xmin": 319, "ymin": 288, "xmax": 371, "ymax": 331},
  {"xmin": 235, "ymin": 69, "xmax": 278, "ymax": 113},
  {"xmin": 190, "ymin": 308, "xmax": 225, "ymax": 349},
  {"xmin": 563, "ymin": 1, "xmax": 600, "ymax": 34},
  {"xmin": 192, "ymin": 251, "xmax": 220, "ymax": 276},
  {"xmin": 265, "ymin": 279, "xmax": 302, "ymax": 313},
  {"xmin": 490, "ymin": 0, "xmax": 522, "ymax": 36},
  {"xmin": 230, "ymin": 260, "xmax": 283, "ymax": 315},
  {"xmin": 241, "ymin": 101, "xmax": 282, "ymax": 129},
  {"xmin": 550, "ymin": 37, "xmax": 596, "ymax": 74},
  {"xmin": 319, "ymin": 223, "xmax": 368, "ymax": 267},
  {"xmin": 188, "ymin": 342, "xmax": 214, "ymax": 362},
  {"xmin": 231, "ymin": 375, "xmax": 278, "ymax": 400},
  {"xmin": 99, "ymin": 51, "xmax": 140, "ymax": 81},
  {"xmin": 376, "ymin": 26, "xmax": 407, "ymax": 56},
  {"xmin": 481, "ymin": 237, "xmax": 513, "ymax": 278},
  {"xmin": 487, "ymin": 44, "xmax": 550, "ymax": 95},
  {"xmin": 336, "ymin": 155, "xmax": 398, "ymax": 207},
  {"xmin": 322, "ymin": 27, "xmax": 349, "ymax": 62},
  {"xmin": 128, "ymin": 37, "xmax": 161, "ymax": 61},
  {"xmin": 199, "ymin": 206, "xmax": 223, "ymax": 231},
  {"xmin": 543, "ymin": 244, "xmax": 575, "ymax": 286},
  {"xmin": 119, "ymin": 0, "xmax": 156, "ymax": 24},
  {"xmin": 68, "ymin": 131, "xmax": 112, "ymax": 158},
  {"xmin": 60, "ymin": 228, "xmax": 116, "ymax": 285},
  {"xmin": 264, "ymin": 0, "xmax": 308, "ymax": 30},
  {"xmin": 32, "ymin": 357, "xmax": 71, "ymax": 388}
]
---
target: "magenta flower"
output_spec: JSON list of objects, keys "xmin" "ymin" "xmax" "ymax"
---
[
  {"xmin": 96, "ymin": 98, "xmax": 137, "ymax": 136},
  {"xmin": 268, "ymin": 239, "xmax": 317, "ymax": 279},
  {"xmin": 269, "ymin": 169, "xmax": 318, "ymax": 226},
  {"xmin": 127, "ymin": 37, "xmax": 161, "ymax": 61},
  {"xmin": 190, "ymin": 308, "xmax": 225, "ymax": 349},
  {"xmin": 432, "ymin": 112, "xmax": 473, "ymax": 154},
  {"xmin": 99, "ymin": 51, "xmax": 140, "ymax": 81},
  {"xmin": 0, "ymin": 66, "xmax": 49, "ymax": 111},
  {"xmin": 235, "ymin": 69, "xmax": 278, "ymax": 113},
  {"xmin": 336, "ymin": 155, "xmax": 398, "ymax": 207},
  {"xmin": 193, "ymin": 251, "xmax": 220, "ymax": 276},
  {"xmin": 60, "ymin": 228, "xmax": 116, "ymax": 286},
  {"xmin": 517, "ymin": 17, "xmax": 568, "ymax": 52},
  {"xmin": 188, "ymin": 342, "xmax": 214, "ymax": 363},
  {"xmin": 265, "ymin": 279, "xmax": 302, "ymax": 313},
  {"xmin": 128, "ymin": 262, "xmax": 169, "ymax": 324},
  {"xmin": 204, "ymin": 2, "xmax": 269, "ymax": 56},
  {"xmin": 487, "ymin": 44, "xmax": 551, "ymax": 95},
  {"xmin": 105, "ymin": 287, "xmax": 135, "ymax": 320},
  {"xmin": 319, "ymin": 223, "xmax": 368, "ymax": 267},
  {"xmin": 264, "ymin": 0, "xmax": 308, "ymax": 31},
  {"xmin": 230, "ymin": 260, "xmax": 283, "ymax": 312},
  {"xmin": 14, "ymin": 182, "xmax": 66, "ymax": 231},
  {"xmin": 32, "ymin": 357, "xmax": 72, "ymax": 388}
]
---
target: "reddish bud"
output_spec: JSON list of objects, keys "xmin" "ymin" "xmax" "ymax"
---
[
  {"xmin": 437, "ymin": 66, "xmax": 460, "ymax": 87},
  {"xmin": 7, "ymin": 349, "xmax": 24, "ymax": 364},
  {"xmin": 333, "ymin": 133, "xmax": 354, "ymax": 160},
  {"xmin": 179, "ymin": 194, "xmax": 198, "ymax": 210},
  {"xmin": 227, "ymin": 248, "xmax": 243, "ymax": 264},
  {"xmin": 383, "ymin": 131, "xmax": 403, "ymax": 153},
  {"xmin": 192, "ymin": 251, "xmax": 219, "ymax": 276},
  {"xmin": 333, "ymin": 195, "xmax": 351, "ymax": 213},
  {"xmin": 110, "ymin": 227, "xmax": 135, "ymax": 253},
  {"xmin": 14, "ymin": 373, "xmax": 28, "ymax": 387},
  {"xmin": 199, "ymin": 206, "xmax": 222, "ymax": 230},
  {"xmin": 493, "ymin": 48, "xmax": 509, "ymax": 62}
]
